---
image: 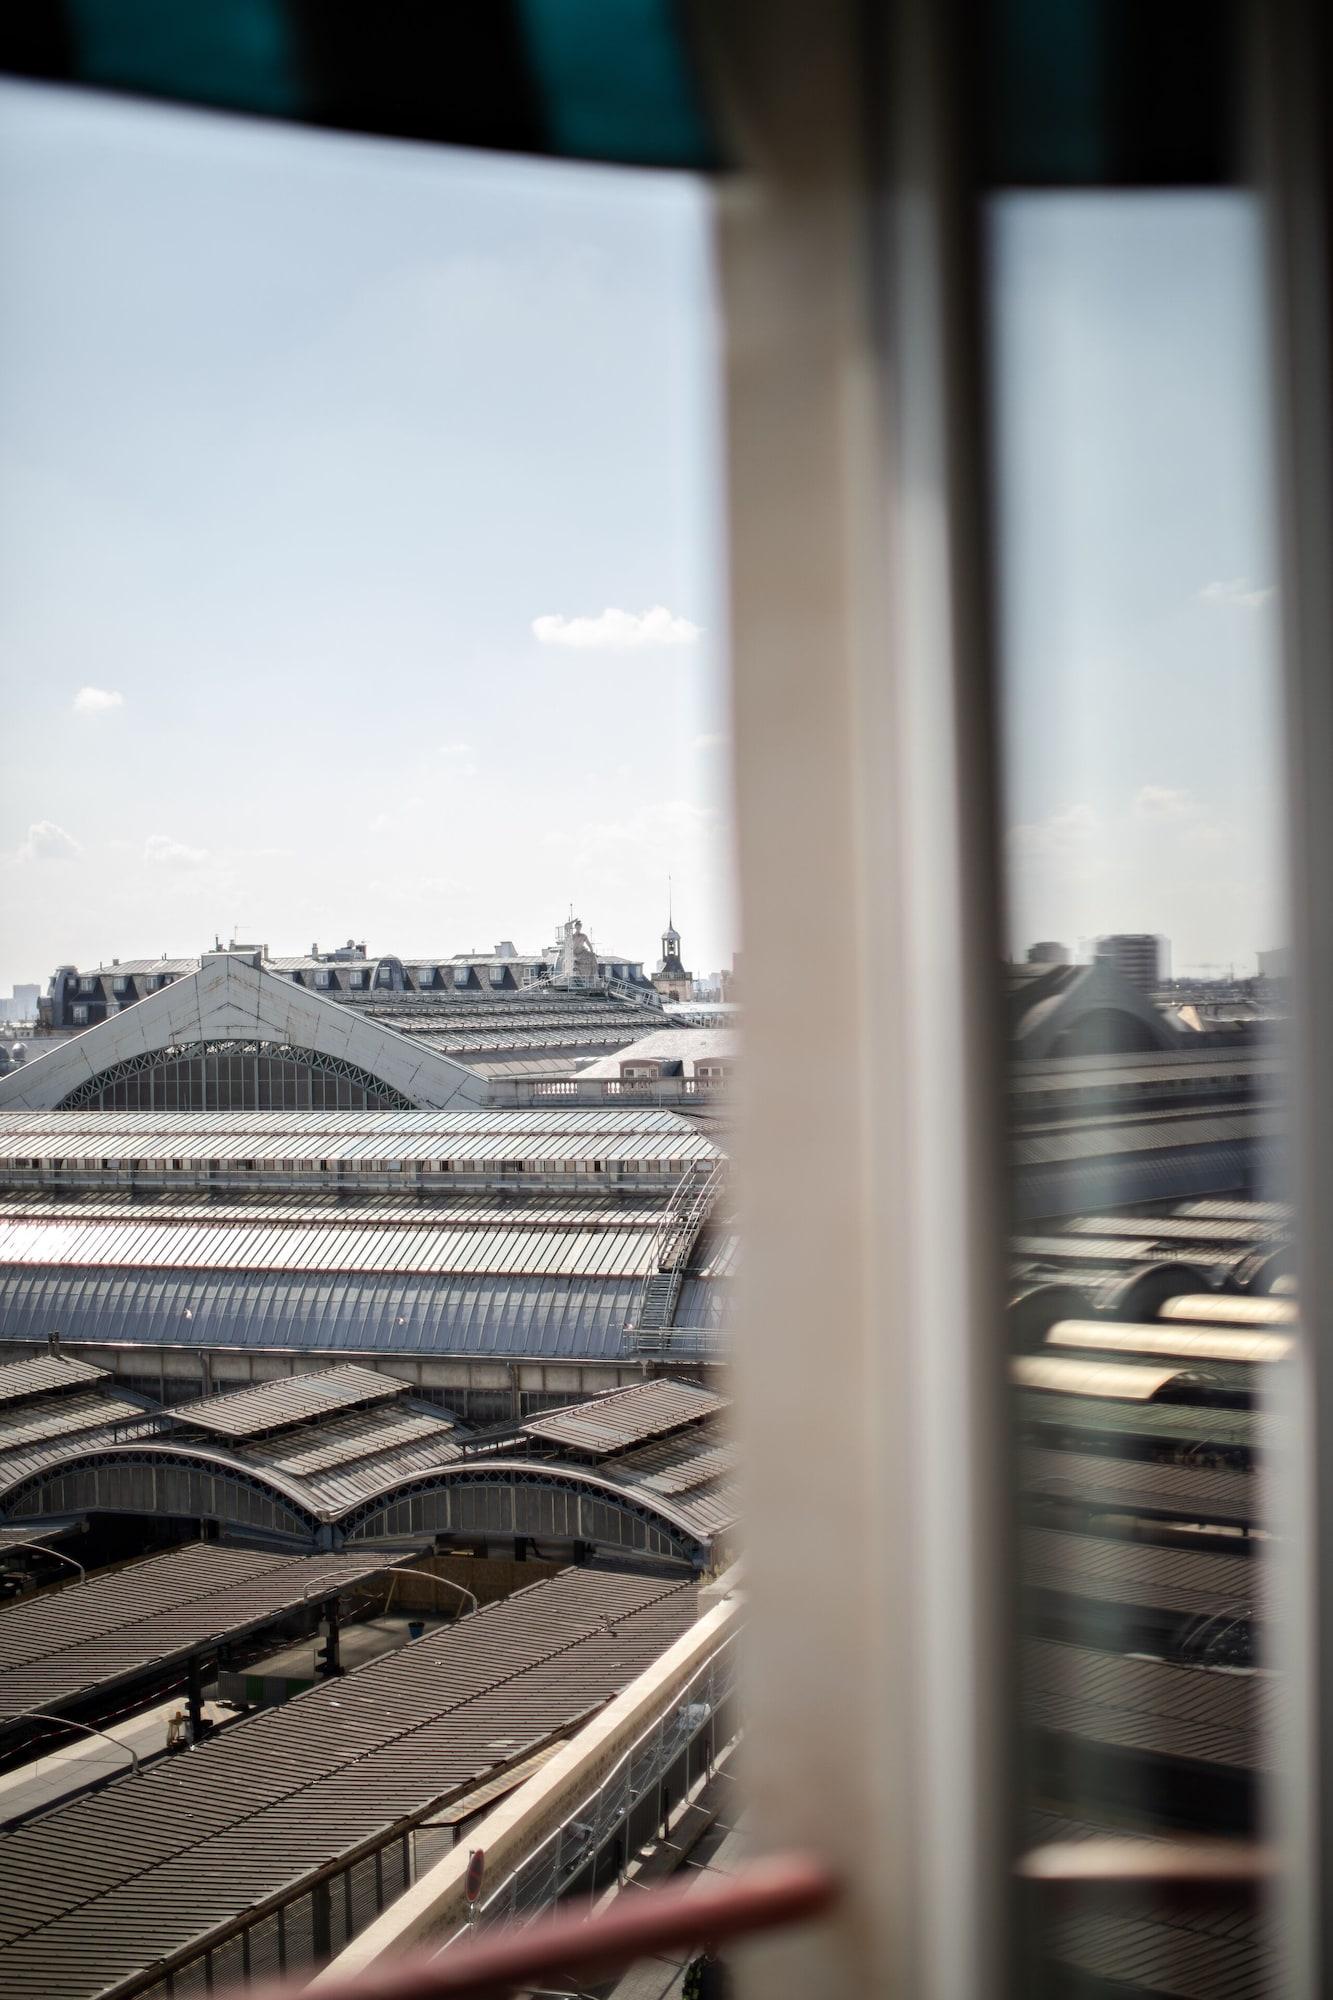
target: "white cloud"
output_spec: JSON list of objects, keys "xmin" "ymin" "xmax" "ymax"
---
[
  {"xmin": 144, "ymin": 833, "xmax": 209, "ymax": 868},
  {"xmin": 1008, "ymin": 802, "xmax": 1099, "ymax": 857},
  {"xmin": 438, "ymin": 743, "xmax": 478, "ymax": 777},
  {"xmin": 369, "ymin": 797, "xmax": 423, "ymax": 835},
  {"xmin": 1134, "ymin": 784, "xmax": 1195, "ymax": 822},
  {"xmin": 532, "ymin": 606, "xmax": 701, "ymax": 651},
  {"xmin": 16, "ymin": 819, "xmax": 82, "ymax": 863},
  {"xmin": 73, "ymin": 685, "xmax": 125, "ymax": 714},
  {"xmin": 693, "ymin": 732, "xmax": 728, "ymax": 752},
  {"xmin": 1199, "ymin": 578, "xmax": 1275, "ymax": 611}
]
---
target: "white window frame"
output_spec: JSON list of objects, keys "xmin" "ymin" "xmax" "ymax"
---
[{"xmin": 720, "ymin": 8, "xmax": 1009, "ymax": 1997}]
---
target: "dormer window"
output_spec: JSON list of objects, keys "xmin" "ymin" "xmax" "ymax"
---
[{"xmin": 315, "ymin": 969, "xmax": 333, "ymax": 988}]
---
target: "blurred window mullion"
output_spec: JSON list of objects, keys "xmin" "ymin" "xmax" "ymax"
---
[
  {"xmin": 1258, "ymin": 2, "xmax": 1333, "ymax": 1992},
  {"xmin": 715, "ymin": 3, "xmax": 1014, "ymax": 1996}
]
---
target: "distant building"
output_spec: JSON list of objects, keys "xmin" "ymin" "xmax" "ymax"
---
[
  {"xmin": 39, "ymin": 925, "xmax": 655, "ymax": 1032},
  {"xmin": 1026, "ymin": 941, "xmax": 1070, "ymax": 966},
  {"xmin": 1008, "ymin": 956, "xmax": 1181, "ymax": 1058},
  {"xmin": 0, "ymin": 986, "xmax": 38, "ymax": 1024},
  {"xmin": 1095, "ymin": 933, "xmax": 1168, "ymax": 995},
  {"xmin": 579, "ymin": 1027, "xmax": 735, "ymax": 1089},
  {"xmin": 1258, "ymin": 945, "xmax": 1291, "ymax": 980},
  {"xmin": 651, "ymin": 914, "xmax": 694, "ymax": 1003}
]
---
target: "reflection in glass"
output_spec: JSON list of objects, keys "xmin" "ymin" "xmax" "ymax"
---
[{"xmin": 991, "ymin": 193, "xmax": 1286, "ymax": 1996}]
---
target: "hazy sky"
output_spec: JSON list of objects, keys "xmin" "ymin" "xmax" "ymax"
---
[
  {"xmin": 0, "ymin": 80, "xmax": 728, "ymax": 994},
  {"xmin": 0, "ymin": 91, "xmax": 1288, "ymax": 996},
  {"xmin": 991, "ymin": 192, "xmax": 1285, "ymax": 976}
]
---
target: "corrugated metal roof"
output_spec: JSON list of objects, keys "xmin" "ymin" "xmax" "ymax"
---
[
  {"xmin": 0, "ymin": 1134, "xmax": 714, "ymax": 1172},
  {"xmin": 1012, "ymin": 1108, "xmax": 1280, "ymax": 1167},
  {"xmin": 226, "ymin": 1400, "xmax": 465, "ymax": 1512},
  {"xmin": 1024, "ymin": 1636, "xmax": 1274, "ymax": 1772},
  {"xmin": 521, "ymin": 1379, "xmax": 727, "ymax": 1457},
  {"xmin": 0, "ymin": 1353, "xmax": 105, "ymax": 1404},
  {"xmin": 1046, "ymin": 1319, "xmax": 1293, "ymax": 1366},
  {"xmin": 0, "ymin": 1107, "xmax": 705, "ymax": 1141},
  {"xmin": 0, "ymin": 1265, "xmax": 662, "ymax": 1359},
  {"xmin": 0, "ymin": 1214, "xmax": 663, "ymax": 1280},
  {"xmin": 0, "ymin": 1568, "xmax": 698, "ymax": 2000},
  {"xmin": 613, "ymin": 1430, "xmax": 736, "ymax": 1496},
  {"xmin": 83, "ymin": 959, "xmax": 197, "ymax": 978},
  {"xmin": 1159, "ymin": 1293, "xmax": 1298, "ymax": 1329},
  {"xmin": 1042, "ymin": 1909, "xmax": 1273, "ymax": 2000},
  {"xmin": 1018, "ymin": 1391, "xmax": 1266, "ymax": 1454},
  {"xmin": 172, "ymin": 1366, "xmax": 402, "ymax": 1439},
  {"xmin": 0, "ymin": 1388, "xmax": 150, "ymax": 1456},
  {"xmin": 255, "ymin": 1407, "xmax": 456, "ymax": 1477},
  {"xmin": 1012, "ymin": 1049, "xmax": 1278, "ymax": 1090},
  {"xmin": 1012, "ymin": 1356, "xmax": 1198, "ymax": 1403},
  {"xmin": 0, "ymin": 1188, "xmax": 670, "ymax": 1227},
  {"xmin": 1021, "ymin": 1446, "xmax": 1263, "ymax": 1528},
  {"xmin": 0, "ymin": 1543, "xmax": 402, "ymax": 1725},
  {"xmin": 1062, "ymin": 1212, "xmax": 1288, "ymax": 1246},
  {"xmin": 1022, "ymin": 1526, "xmax": 1259, "ymax": 1622},
  {"xmin": 1174, "ymin": 1197, "xmax": 1291, "ymax": 1223},
  {"xmin": 1013, "ymin": 1234, "xmax": 1242, "ymax": 1271}
]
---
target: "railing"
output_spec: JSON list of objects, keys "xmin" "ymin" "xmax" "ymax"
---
[
  {"xmin": 622, "ymin": 1159, "xmax": 724, "ymax": 1343},
  {"xmin": 239, "ymin": 1852, "xmax": 838, "ymax": 2000},
  {"xmin": 443, "ymin": 1636, "xmax": 738, "ymax": 1945},
  {"xmin": 484, "ymin": 1076, "xmax": 731, "ymax": 1108},
  {"xmin": 620, "ymin": 1326, "xmax": 729, "ymax": 1360}
]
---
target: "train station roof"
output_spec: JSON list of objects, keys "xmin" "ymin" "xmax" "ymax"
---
[
  {"xmin": 0, "ymin": 1541, "xmax": 405, "ymax": 1733},
  {"xmin": 0, "ymin": 1568, "xmax": 701, "ymax": 2000}
]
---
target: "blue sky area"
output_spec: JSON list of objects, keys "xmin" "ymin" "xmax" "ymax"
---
[
  {"xmin": 0, "ymin": 89, "xmax": 1285, "ymax": 993},
  {"xmin": 0, "ymin": 79, "xmax": 728, "ymax": 993},
  {"xmin": 990, "ymin": 192, "xmax": 1284, "ymax": 975}
]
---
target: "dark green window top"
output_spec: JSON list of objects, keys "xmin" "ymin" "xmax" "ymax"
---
[{"xmin": 0, "ymin": 0, "xmax": 726, "ymax": 170}]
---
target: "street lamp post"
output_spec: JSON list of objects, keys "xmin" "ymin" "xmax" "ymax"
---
[
  {"xmin": 0, "ymin": 1539, "xmax": 85, "ymax": 1586},
  {"xmin": 21, "ymin": 1712, "xmax": 142, "ymax": 1780},
  {"xmin": 302, "ymin": 1565, "xmax": 479, "ymax": 1618},
  {"xmin": 381, "ymin": 1566, "xmax": 480, "ymax": 1620},
  {"xmin": 300, "ymin": 1565, "xmax": 479, "ymax": 1678}
]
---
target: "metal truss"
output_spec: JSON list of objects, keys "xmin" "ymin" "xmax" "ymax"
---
[
  {"xmin": 0, "ymin": 1444, "xmax": 323, "ymax": 1541},
  {"xmin": 56, "ymin": 1040, "xmax": 415, "ymax": 1111},
  {"xmin": 339, "ymin": 1461, "xmax": 704, "ymax": 1565}
]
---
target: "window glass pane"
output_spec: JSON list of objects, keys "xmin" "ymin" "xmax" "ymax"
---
[{"xmin": 990, "ymin": 188, "xmax": 1287, "ymax": 1993}]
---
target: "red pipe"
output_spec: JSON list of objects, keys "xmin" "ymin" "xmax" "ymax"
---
[{"xmin": 234, "ymin": 1850, "xmax": 839, "ymax": 2000}]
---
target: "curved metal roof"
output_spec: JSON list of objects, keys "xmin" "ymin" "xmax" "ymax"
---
[
  {"xmin": 1011, "ymin": 1355, "xmax": 1202, "ymax": 1402},
  {"xmin": 0, "ymin": 1265, "xmax": 656, "ymax": 1359},
  {"xmin": 1045, "ymin": 1318, "xmax": 1293, "ymax": 1366}
]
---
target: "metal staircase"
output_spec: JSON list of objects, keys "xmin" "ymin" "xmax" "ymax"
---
[
  {"xmin": 604, "ymin": 975, "xmax": 664, "ymax": 1011},
  {"xmin": 624, "ymin": 1157, "xmax": 724, "ymax": 1347}
]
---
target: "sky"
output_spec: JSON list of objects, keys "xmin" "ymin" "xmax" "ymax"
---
[
  {"xmin": 0, "ymin": 95, "xmax": 1289, "ymax": 996},
  {"xmin": 990, "ymin": 192, "xmax": 1286, "ymax": 976},
  {"xmin": 0, "ymin": 79, "xmax": 730, "ymax": 995}
]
